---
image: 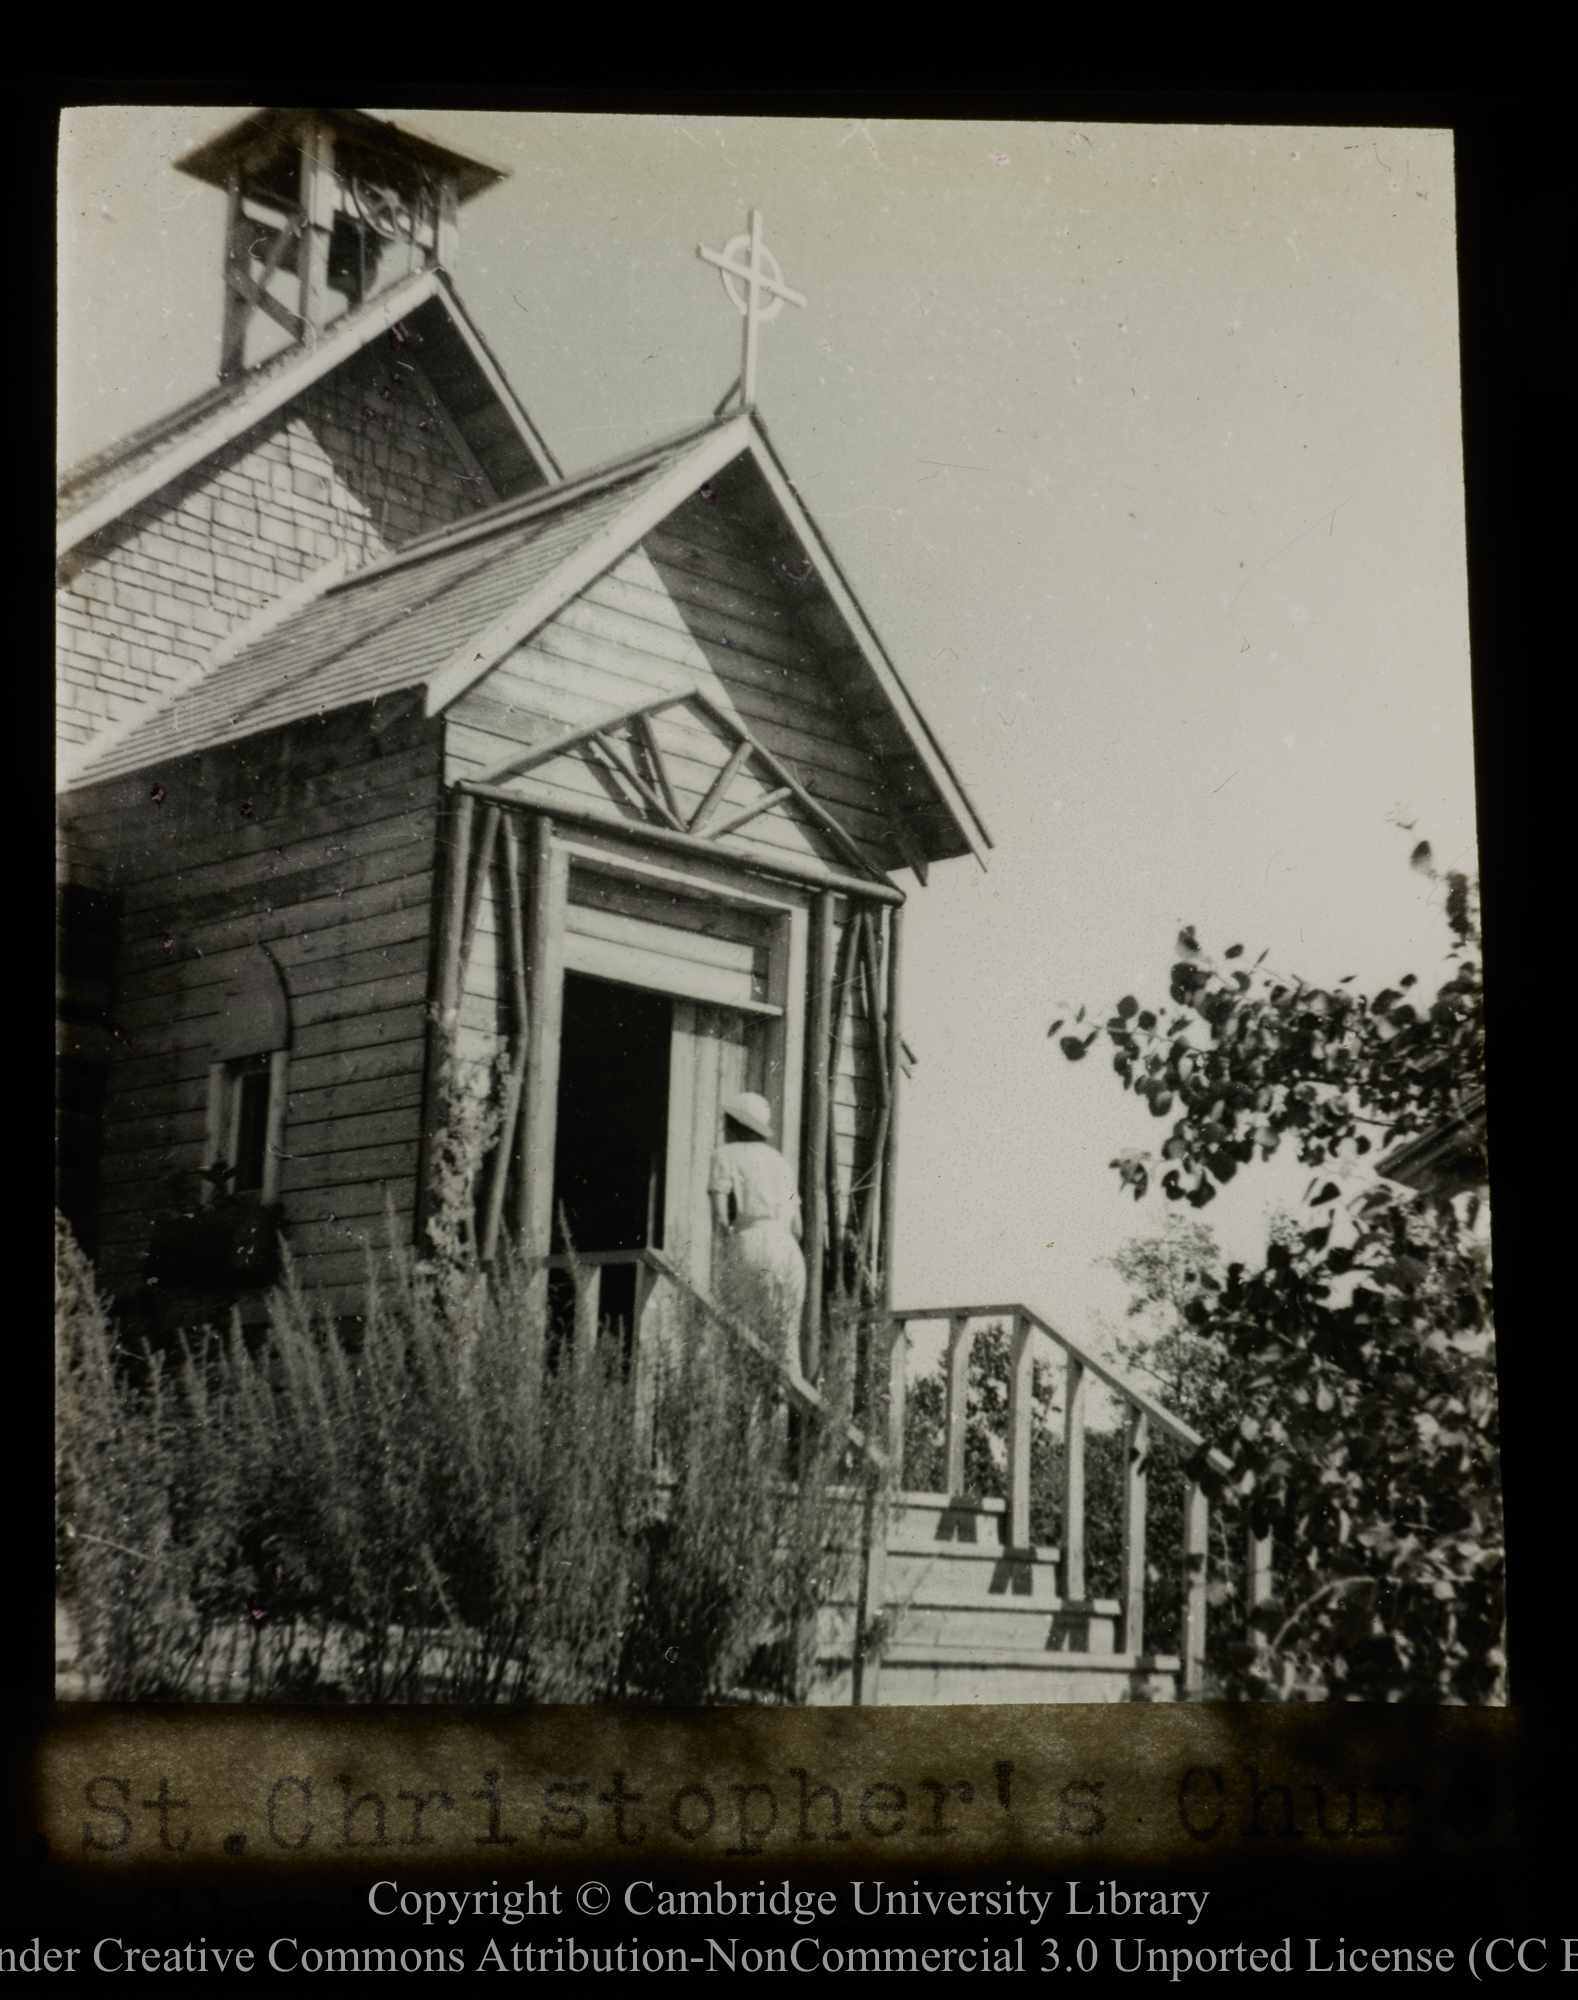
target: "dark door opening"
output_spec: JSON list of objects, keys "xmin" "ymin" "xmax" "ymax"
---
[{"xmin": 551, "ymin": 973, "xmax": 672, "ymax": 1338}]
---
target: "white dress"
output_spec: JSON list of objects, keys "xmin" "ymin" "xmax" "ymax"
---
[{"xmin": 707, "ymin": 1140, "xmax": 807, "ymax": 1370}]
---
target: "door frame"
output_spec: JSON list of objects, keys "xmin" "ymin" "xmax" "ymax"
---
[{"xmin": 520, "ymin": 819, "xmax": 809, "ymax": 1275}]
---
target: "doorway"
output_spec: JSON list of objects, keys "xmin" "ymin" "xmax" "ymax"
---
[{"xmin": 551, "ymin": 973, "xmax": 672, "ymax": 1336}]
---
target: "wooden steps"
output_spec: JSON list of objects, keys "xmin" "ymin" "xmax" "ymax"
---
[{"xmin": 810, "ymin": 1489, "xmax": 1182, "ymax": 1705}]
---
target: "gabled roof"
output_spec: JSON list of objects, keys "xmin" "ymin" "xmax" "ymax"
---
[
  {"xmin": 62, "ymin": 410, "xmax": 991, "ymax": 870},
  {"xmin": 56, "ymin": 268, "xmax": 560, "ymax": 558}
]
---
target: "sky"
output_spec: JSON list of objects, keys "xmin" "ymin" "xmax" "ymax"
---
[{"xmin": 57, "ymin": 108, "xmax": 1478, "ymax": 1363}]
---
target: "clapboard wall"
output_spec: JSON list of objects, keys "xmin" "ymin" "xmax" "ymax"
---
[
  {"xmin": 444, "ymin": 490, "xmax": 905, "ymax": 881},
  {"xmin": 56, "ymin": 356, "xmax": 497, "ymax": 751},
  {"xmin": 440, "ymin": 484, "xmax": 897, "ymax": 1279},
  {"xmin": 60, "ymin": 700, "xmax": 445, "ymax": 1318}
]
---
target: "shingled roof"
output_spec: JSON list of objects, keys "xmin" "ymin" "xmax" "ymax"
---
[
  {"xmin": 57, "ymin": 268, "xmax": 560, "ymax": 557},
  {"xmin": 62, "ymin": 410, "xmax": 991, "ymax": 869}
]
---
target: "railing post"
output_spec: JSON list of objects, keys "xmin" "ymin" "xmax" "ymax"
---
[
  {"xmin": 1006, "ymin": 1314, "xmax": 1034, "ymax": 1549},
  {"xmin": 884, "ymin": 1315, "xmax": 908, "ymax": 1481},
  {"xmin": 851, "ymin": 1462, "xmax": 888, "ymax": 1708},
  {"xmin": 1062, "ymin": 1355, "xmax": 1087, "ymax": 1601},
  {"xmin": 1182, "ymin": 1479, "xmax": 1209, "ymax": 1696},
  {"xmin": 1120, "ymin": 1406, "xmax": 1149, "ymax": 1656},
  {"xmin": 943, "ymin": 1314, "xmax": 972, "ymax": 1495}
]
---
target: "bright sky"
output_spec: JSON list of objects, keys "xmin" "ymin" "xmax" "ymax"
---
[{"xmin": 58, "ymin": 110, "xmax": 1477, "ymax": 1361}]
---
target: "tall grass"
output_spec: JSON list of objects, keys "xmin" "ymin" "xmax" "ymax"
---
[{"xmin": 55, "ymin": 1218, "xmax": 860, "ymax": 1705}]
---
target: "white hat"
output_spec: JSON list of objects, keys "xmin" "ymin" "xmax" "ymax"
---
[{"xmin": 723, "ymin": 1091, "xmax": 774, "ymax": 1140}]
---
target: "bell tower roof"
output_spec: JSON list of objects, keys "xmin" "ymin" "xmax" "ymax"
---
[
  {"xmin": 174, "ymin": 106, "xmax": 505, "ymax": 206},
  {"xmin": 174, "ymin": 107, "xmax": 508, "ymax": 380}
]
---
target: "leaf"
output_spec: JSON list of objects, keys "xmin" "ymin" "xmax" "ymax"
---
[
  {"xmin": 1410, "ymin": 840, "xmax": 1434, "ymax": 874},
  {"xmin": 1060, "ymin": 1037, "xmax": 1087, "ymax": 1061},
  {"xmin": 1224, "ymin": 943, "xmax": 1245, "ymax": 960},
  {"xmin": 1046, "ymin": 1018, "xmax": 1065, "ymax": 1039},
  {"xmin": 1313, "ymin": 1182, "xmax": 1341, "ymax": 1205},
  {"xmin": 1118, "ymin": 995, "xmax": 1139, "ymax": 1019},
  {"xmin": 1177, "ymin": 926, "xmax": 1201, "ymax": 956},
  {"xmin": 1137, "ymin": 1010, "xmax": 1156, "ymax": 1030}
]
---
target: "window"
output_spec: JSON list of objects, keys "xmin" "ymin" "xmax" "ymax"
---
[{"xmin": 206, "ymin": 949, "xmax": 291, "ymax": 1205}]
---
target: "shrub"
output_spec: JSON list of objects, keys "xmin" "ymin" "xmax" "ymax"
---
[{"xmin": 55, "ymin": 1218, "xmax": 859, "ymax": 1706}]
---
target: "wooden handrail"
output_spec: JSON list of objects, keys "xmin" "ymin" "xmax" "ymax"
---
[
  {"xmin": 540, "ymin": 1246, "xmax": 883, "ymax": 1463},
  {"xmin": 887, "ymin": 1300, "xmax": 1228, "ymax": 1692},
  {"xmin": 890, "ymin": 1300, "xmax": 1232, "ymax": 1472}
]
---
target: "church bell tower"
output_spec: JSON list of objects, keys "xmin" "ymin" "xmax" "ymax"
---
[{"xmin": 175, "ymin": 107, "xmax": 505, "ymax": 380}]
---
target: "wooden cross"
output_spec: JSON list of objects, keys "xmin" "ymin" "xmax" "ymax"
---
[{"xmin": 698, "ymin": 210, "xmax": 806, "ymax": 409}]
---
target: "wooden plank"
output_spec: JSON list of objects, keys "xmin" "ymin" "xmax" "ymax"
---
[
  {"xmin": 279, "ymin": 936, "xmax": 430, "ymax": 1001},
  {"xmin": 878, "ymin": 906, "xmax": 903, "ymax": 1317},
  {"xmin": 540, "ymin": 592, "xmax": 843, "ymax": 727},
  {"xmin": 943, "ymin": 1314, "xmax": 973, "ymax": 1496},
  {"xmin": 643, "ymin": 556, "xmax": 800, "ymax": 645},
  {"xmin": 519, "ymin": 817, "xmax": 566, "ymax": 1262},
  {"xmin": 436, "ymin": 788, "xmax": 474, "ymax": 1032},
  {"xmin": 116, "ymin": 903, "xmax": 431, "ymax": 1009},
  {"xmin": 1006, "ymin": 1315, "xmax": 1034, "ymax": 1551},
  {"xmin": 688, "ymin": 737, "xmax": 753, "ymax": 835},
  {"xmin": 563, "ymin": 931, "xmax": 777, "ymax": 1015},
  {"xmin": 471, "ymin": 638, "xmax": 894, "ymax": 819},
  {"xmin": 802, "ymin": 891, "xmax": 834, "ymax": 1378},
  {"xmin": 286, "ymin": 1035, "xmax": 428, "ymax": 1096},
  {"xmin": 294, "ymin": 1004, "xmax": 429, "ymax": 1062},
  {"xmin": 566, "ymin": 902, "xmax": 762, "ymax": 977},
  {"xmin": 851, "ymin": 1471, "xmax": 889, "ymax": 1709},
  {"xmin": 702, "ymin": 784, "xmax": 795, "ymax": 842},
  {"xmin": 279, "ymin": 1104, "xmax": 423, "ymax": 1159},
  {"xmin": 272, "ymin": 1140, "xmax": 420, "ymax": 1192},
  {"xmin": 478, "ymin": 814, "xmax": 529, "ymax": 1264},
  {"xmin": 1182, "ymin": 1480, "xmax": 1210, "ymax": 1697},
  {"xmin": 456, "ymin": 805, "xmax": 500, "ymax": 1017},
  {"xmin": 461, "ymin": 782, "xmax": 904, "ymax": 906},
  {"xmin": 473, "ymin": 688, "xmax": 695, "ymax": 788},
  {"xmin": 280, "ymin": 1070, "xmax": 425, "ymax": 1128},
  {"xmin": 120, "ymin": 875, "xmax": 434, "ymax": 981},
  {"xmin": 451, "ymin": 683, "xmax": 895, "ymax": 856},
  {"xmin": 290, "ymin": 970, "xmax": 431, "ymax": 1031},
  {"xmin": 642, "ymin": 527, "xmax": 799, "ymax": 606},
  {"xmin": 1063, "ymin": 1355, "xmax": 1087, "ymax": 1601},
  {"xmin": 1120, "ymin": 1407, "xmax": 1150, "ymax": 1655},
  {"xmin": 883, "ymin": 1314, "xmax": 908, "ymax": 1477},
  {"xmin": 824, "ymin": 911, "xmax": 860, "ymax": 1294},
  {"xmin": 588, "ymin": 566, "xmax": 820, "ymax": 678},
  {"xmin": 280, "ymin": 1176, "xmax": 417, "ymax": 1224},
  {"xmin": 586, "ymin": 732, "xmax": 686, "ymax": 829},
  {"xmin": 106, "ymin": 785, "xmax": 440, "ymax": 906},
  {"xmin": 120, "ymin": 798, "xmax": 439, "ymax": 922},
  {"xmin": 636, "ymin": 710, "xmax": 685, "ymax": 827}
]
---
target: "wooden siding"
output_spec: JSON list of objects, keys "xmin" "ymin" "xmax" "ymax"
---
[
  {"xmin": 443, "ymin": 493, "xmax": 907, "ymax": 879},
  {"xmin": 60, "ymin": 702, "xmax": 444, "ymax": 1305},
  {"xmin": 57, "ymin": 358, "xmax": 497, "ymax": 750}
]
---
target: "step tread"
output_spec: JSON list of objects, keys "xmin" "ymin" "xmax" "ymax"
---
[{"xmin": 876, "ymin": 1644, "xmax": 1181, "ymax": 1670}]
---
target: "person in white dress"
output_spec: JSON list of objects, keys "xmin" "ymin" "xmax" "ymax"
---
[{"xmin": 708, "ymin": 1091, "xmax": 811, "ymax": 1391}]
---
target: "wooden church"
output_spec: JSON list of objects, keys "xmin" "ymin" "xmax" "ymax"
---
[
  {"xmin": 57, "ymin": 108, "xmax": 987, "ymax": 1340},
  {"xmin": 58, "ymin": 110, "xmax": 1224, "ymax": 1703}
]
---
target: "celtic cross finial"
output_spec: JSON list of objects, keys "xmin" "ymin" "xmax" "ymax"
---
[{"xmin": 698, "ymin": 210, "xmax": 806, "ymax": 409}]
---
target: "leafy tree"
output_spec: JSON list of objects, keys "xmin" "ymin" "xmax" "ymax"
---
[{"xmin": 1054, "ymin": 849, "xmax": 1499, "ymax": 1701}]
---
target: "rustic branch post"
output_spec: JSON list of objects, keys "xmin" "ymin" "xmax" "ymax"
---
[
  {"xmin": 1120, "ymin": 1406, "xmax": 1150, "ymax": 1656},
  {"xmin": 1006, "ymin": 1314, "xmax": 1034, "ymax": 1550},
  {"xmin": 803, "ymin": 892, "xmax": 834, "ymax": 1378},
  {"xmin": 1062, "ymin": 1354, "xmax": 1087, "ymax": 1601},
  {"xmin": 1182, "ymin": 1479, "xmax": 1210, "ymax": 1696},
  {"xmin": 944, "ymin": 1313, "xmax": 972, "ymax": 1496}
]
